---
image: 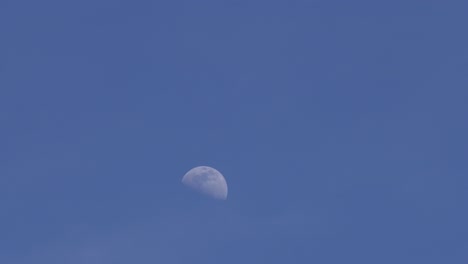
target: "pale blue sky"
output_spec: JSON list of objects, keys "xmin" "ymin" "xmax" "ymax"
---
[{"xmin": 1, "ymin": 0, "xmax": 467, "ymax": 263}]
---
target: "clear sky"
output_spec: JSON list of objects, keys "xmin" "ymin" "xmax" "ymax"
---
[{"xmin": 1, "ymin": 0, "xmax": 467, "ymax": 263}]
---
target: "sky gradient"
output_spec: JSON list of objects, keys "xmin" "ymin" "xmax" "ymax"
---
[{"xmin": 1, "ymin": 0, "xmax": 467, "ymax": 263}]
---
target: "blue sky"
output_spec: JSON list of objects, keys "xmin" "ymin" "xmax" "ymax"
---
[{"xmin": 1, "ymin": 0, "xmax": 467, "ymax": 263}]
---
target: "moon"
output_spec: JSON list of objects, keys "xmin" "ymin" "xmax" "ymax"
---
[{"xmin": 181, "ymin": 166, "xmax": 228, "ymax": 200}]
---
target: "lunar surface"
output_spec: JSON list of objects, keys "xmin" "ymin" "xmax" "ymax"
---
[{"xmin": 181, "ymin": 166, "xmax": 228, "ymax": 200}]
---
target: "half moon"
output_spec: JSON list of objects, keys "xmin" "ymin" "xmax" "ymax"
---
[{"xmin": 181, "ymin": 166, "xmax": 228, "ymax": 200}]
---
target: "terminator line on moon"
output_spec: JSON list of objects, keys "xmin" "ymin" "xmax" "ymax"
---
[{"xmin": 181, "ymin": 166, "xmax": 228, "ymax": 200}]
